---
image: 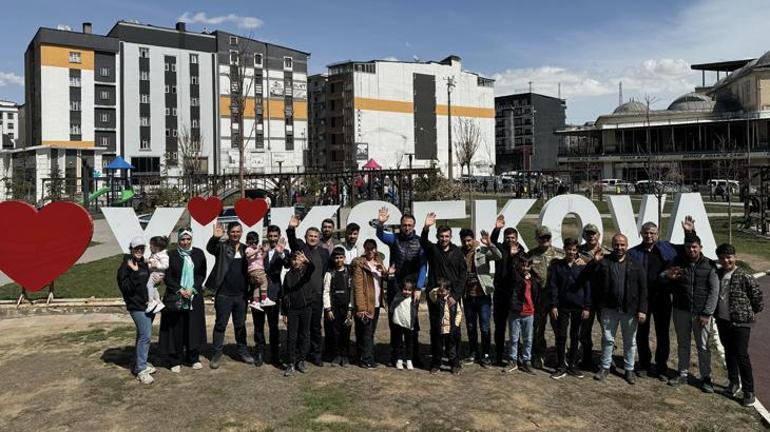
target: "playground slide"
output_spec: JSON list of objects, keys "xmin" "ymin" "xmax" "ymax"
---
[
  {"xmin": 112, "ymin": 188, "xmax": 135, "ymax": 205},
  {"xmin": 85, "ymin": 186, "xmax": 110, "ymax": 204}
]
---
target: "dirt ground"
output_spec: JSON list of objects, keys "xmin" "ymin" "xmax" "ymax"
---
[{"xmin": 0, "ymin": 311, "xmax": 764, "ymax": 432}]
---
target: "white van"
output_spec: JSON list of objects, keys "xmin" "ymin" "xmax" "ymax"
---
[{"xmin": 707, "ymin": 179, "xmax": 739, "ymax": 194}]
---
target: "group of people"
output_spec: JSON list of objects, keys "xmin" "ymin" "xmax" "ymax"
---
[{"xmin": 116, "ymin": 208, "xmax": 763, "ymax": 407}]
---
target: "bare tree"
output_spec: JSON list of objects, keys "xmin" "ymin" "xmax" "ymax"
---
[
  {"xmin": 454, "ymin": 118, "xmax": 482, "ymax": 178},
  {"xmin": 715, "ymin": 134, "xmax": 742, "ymax": 243},
  {"xmin": 636, "ymin": 94, "xmax": 669, "ymax": 224},
  {"xmin": 178, "ymin": 125, "xmax": 205, "ymax": 197}
]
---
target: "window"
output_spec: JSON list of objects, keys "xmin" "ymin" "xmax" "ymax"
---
[
  {"xmin": 171, "ymin": 64, "xmax": 176, "ymax": 72},
  {"xmin": 191, "ymin": 98, "xmax": 199, "ymax": 107},
  {"xmin": 140, "ymin": 117, "xmax": 149, "ymax": 126},
  {"xmin": 190, "ymin": 54, "xmax": 198, "ymax": 64},
  {"xmin": 286, "ymin": 133, "xmax": 294, "ymax": 150},
  {"xmin": 70, "ymin": 77, "xmax": 81, "ymax": 87},
  {"xmin": 165, "ymin": 129, "xmax": 170, "ymax": 137},
  {"xmin": 165, "ymin": 107, "xmax": 170, "ymax": 116},
  {"xmin": 283, "ymin": 57, "xmax": 293, "ymax": 70},
  {"xmin": 100, "ymin": 90, "xmax": 110, "ymax": 100},
  {"xmin": 140, "ymin": 140, "xmax": 150, "ymax": 150},
  {"xmin": 100, "ymin": 136, "xmax": 109, "ymax": 147},
  {"xmin": 165, "ymin": 85, "xmax": 170, "ymax": 94},
  {"xmin": 191, "ymin": 76, "xmax": 199, "ymax": 85},
  {"xmin": 100, "ymin": 67, "xmax": 110, "ymax": 77},
  {"xmin": 172, "ymin": 129, "xmax": 177, "ymax": 137},
  {"xmin": 229, "ymin": 36, "xmax": 238, "ymax": 45},
  {"xmin": 139, "ymin": 47, "xmax": 149, "ymax": 58},
  {"xmin": 69, "ymin": 51, "xmax": 81, "ymax": 63},
  {"xmin": 254, "ymin": 53, "xmax": 263, "ymax": 67},
  {"xmin": 232, "ymin": 122, "xmax": 240, "ymax": 131},
  {"xmin": 231, "ymin": 81, "xmax": 240, "ymax": 92},
  {"xmin": 230, "ymin": 50, "xmax": 239, "ymax": 65},
  {"xmin": 164, "ymin": 63, "xmax": 170, "ymax": 72},
  {"xmin": 192, "ymin": 119, "xmax": 199, "ymax": 128},
  {"xmin": 70, "ymin": 124, "xmax": 81, "ymax": 134},
  {"xmin": 140, "ymin": 94, "xmax": 150, "ymax": 103},
  {"xmin": 172, "ymin": 108, "xmax": 177, "ymax": 116},
  {"xmin": 70, "ymin": 101, "xmax": 80, "ymax": 111},
  {"xmin": 100, "ymin": 113, "xmax": 109, "ymax": 122},
  {"xmin": 140, "ymin": 71, "xmax": 149, "ymax": 81},
  {"xmin": 172, "ymin": 86, "xmax": 177, "ymax": 94}
]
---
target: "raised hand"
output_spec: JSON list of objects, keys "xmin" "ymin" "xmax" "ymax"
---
[
  {"xmin": 424, "ymin": 212, "xmax": 437, "ymax": 228},
  {"xmin": 495, "ymin": 214, "xmax": 505, "ymax": 230},
  {"xmin": 275, "ymin": 237, "xmax": 286, "ymax": 254},
  {"xmin": 378, "ymin": 207, "xmax": 390, "ymax": 224},
  {"xmin": 127, "ymin": 259, "xmax": 139, "ymax": 271},
  {"xmin": 480, "ymin": 230, "xmax": 490, "ymax": 246},
  {"xmin": 214, "ymin": 222, "xmax": 225, "ymax": 238},
  {"xmin": 681, "ymin": 215, "xmax": 695, "ymax": 232},
  {"xmin": 509, "ymin": 242, "xmax": 520, "ymax": 256},
  {"xmin": 288, "ymin": 214, "xmax": 301, "ymax": 229},
  {"xmin": 296, "ymin": 251, "xmax": 308, "ymax": 264}
]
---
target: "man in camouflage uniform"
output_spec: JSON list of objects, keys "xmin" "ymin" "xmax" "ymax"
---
[
  {"xmin": 576, "ymin": 223, "xmax": 612, "ymax": 371},
  {"xmin": 527, "ymin": 225, "xmax": 563, "ymax": 369}
]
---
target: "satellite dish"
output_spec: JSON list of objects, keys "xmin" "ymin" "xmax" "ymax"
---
[{"xmin": 412, "ymin": 55, "xmax": 420, "ymax": 62}]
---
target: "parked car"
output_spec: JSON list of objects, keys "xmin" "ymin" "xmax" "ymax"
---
[
  {"xmin": 600, "ymin": 178, "xmax": 633, "ymax": 193},
  {"xmin": 707, "ymin": 179, "xmax": 739, "ymax": 194}
]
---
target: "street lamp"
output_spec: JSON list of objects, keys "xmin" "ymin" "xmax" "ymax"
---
[{"xmin": 445, "ymin": 76, "xmax": 455, "ymax": 180}]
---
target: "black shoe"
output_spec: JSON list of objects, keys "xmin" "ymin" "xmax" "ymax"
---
[
  {"xmin": 463, "ymin": 356, "xmax": 476, "ymax": 365},
  {"xmin": 742, "ymin": 392, "xmax": 756, "ymax": 407},
  {"xmin": 331, "ymin": 356, "xmax": 341, "ymax": 367},
  {"xmin": 701, "ymin": 377, "xmax": 714, "ymax": 393},
  {"xmin": 646, "ymin": 364, "xmax": 658, "ymax": 379},
  {"xmin": 479, "ymin": 356, "xmax": 492, "ymax": 368},
  {"xmin": 283, "ymin": 365, "xmax": 295, "ymax": 377},
  {"xmin": 310, "ymin": 358, "xmax": 324, "ymax": 368},
  {"xmin": 531, "ymin": 358, "xmax": 543, "ymax": 370},
  {"xmin": 668, "ymin": 374, "xmax": 687, "ymax": 387},
  {"xmin": 594, "ymin": 368, "xmax": 609, "ymax": 381},
  {"xmin": 254, "ymin": 352, "xmax": 264, "ymax": 367},
  {"xmin": 520, "ymin": 362, "xmax": 535, "ymax": 374},
  {"xmin": 210, "ymin": 352, "xmax": 223, "ymax": 369},
  {"xmin": 579, "ymin": 360, "xmax": 596, "ymax": 373},
  {"xmin": 239, "ymin": 352, "xmax": 256, "ymax": 365},
  {"xmin": 296, "ymin": 361, "xmax": 308, "ymax": 373},
  {"xmin": 451, "ymin": 366, "xmax": 461, "ymax": 375},
  {"xmin": 430, "ymin": 367, "xmax": 440, "ymax": 375},
  {"xmin": 567, "ymin": 367, "xmax": 585, "ymax": 378},
  {"xmin": 725, "ymin": 381, "xmax": 741, "ymax": 398},
  {"xmin": 551, "ymin": 367, "xmax": 568, "ymax": 380},
  {"xmin": 340, "ymin": 356, "xmax": 350, "ymax": 368},
  {"xmin": 625, "ymin": 370, "xmax": 636, "ymax": 385}
]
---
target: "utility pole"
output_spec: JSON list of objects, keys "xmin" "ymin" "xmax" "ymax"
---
[{"xmin": 446, "ymin": 76, "xmax": 455, "ymax": 180}]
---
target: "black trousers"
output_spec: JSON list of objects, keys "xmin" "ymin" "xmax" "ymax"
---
[
  {"xmin": 212, "ymin": 294, "xmax": 248, "ymax": 355},
  {"xmin": 389, "ymin": 310, "xmax": 420, "ymax": 363},
  {"xmin": 532, "ymin": 308, "xmax": 549, "ymax": 363},
  {"xmin": 308, "ymin": 298, "xmax": 324, "ymax": 363},
  {"xmin": 392, "ymin": 325, "xmax": 414, "ymax": 361},
  {"xmin": 428, "ymin": 301, "xmax": 460, "ymax": 368},
  {"xmin": 636, "ymin": 292, "xmax": 672, "ymax": 370},
  {"xmin": 251, "ymin": 304, "xmax": 280, "ymax": 363},
  {"xmin": 493, "ymin": 296, "xmax": 510, "ymax": 363},
  {"xmin": 552, "ymin": 309, "xmax": 582, "ymax": 368},
  {"xmin": 716, "ymin": 318, "xmax": 754, "ymax": 393},
  {"xmin": 167, "ymin": 349, "xmax": 199, "ymax": 367},
  {"xmin": 579, "ymin": 309, "xmax": 597, "ymax": 365},
  {"xmin": 355, "ymin": 308, "xmax": 380, "ymax": 364},
  {"xmin": 325, "ymin": 304, "xmax": 352, "ymax": 358},
  {"xmin": 286, "ymin": 306, "xmax": 312, "ymax": 365}
]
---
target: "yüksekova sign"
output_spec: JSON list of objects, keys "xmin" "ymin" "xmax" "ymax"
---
[{"xmin": 101, "ymin": 193, "xmax": 717, "ymax": 281}]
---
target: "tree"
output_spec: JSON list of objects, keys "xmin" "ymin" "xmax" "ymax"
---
[
  {"xmin": 454, "ymin": 118, "xmax": 482, "ymax": 178},
  {"xmin": 44, "ymin": 166, "xmax": 65, "ymax": 202},
  {"xmin": 637, "ymin": 94, "xmax": 669, "ymax": 225},
  {"xmin": 714, "ymin": 134, "xmax": 742, "ymax": 243},
  {"xmin": 178, "ymin": 125, "xmax": 205, "ymax": 197}
]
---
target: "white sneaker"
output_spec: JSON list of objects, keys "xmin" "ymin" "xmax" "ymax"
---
[
  {"xmin": 396, "ymin": 359, "xmax": 404, "ymax": 370},
  {"xmin": 248, "ymin": 301, "xmax": 263, "ymax": 312},
  {"xmin": 137, "ymin": 371, "xmax": 154, "ymax": 384},
  {"xmin": 406, "ymin": 360, "xmax": 414, "ymax": 370},
  {"xmin": 191, "ymin": 362, "xmax": 203, "ymax": 370},
  {"xmin": 142, "ymin": 363, "xmax": 157, "ymax": 375},
  {"xmin": 170, "ymin": 365, "xmax": 181, "ymax": 373},
  {"xmin": 260, "ymin": 298, "xmax": 276, "ymax": 307},
  {"xmin": 152, "ymin": 302, "xmax": 165, "ymax": 314},
  {"xmin": 145, "ymin": 301, "xmax": 158, "ymax": 314}
]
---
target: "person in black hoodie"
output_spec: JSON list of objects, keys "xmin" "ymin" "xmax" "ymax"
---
[
  {"xmin": 117, "ymin": 236, "xmax": 156, "ymax": 384},
  {"xmin": 420, "ymin": 212, "xmax": 467, "ymax": 374},
  {"xmin": 282, "ymin": 251, "xmax": 316, "ymax": 376},
  {"xmin": 490, "ymin": 214, "xmax": 526, "ymax": 366}
]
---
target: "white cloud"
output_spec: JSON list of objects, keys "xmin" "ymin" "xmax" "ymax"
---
[
  {"xmin": 381, "ymin": 56, "xmax": 399, "ymax": 61},
  {"xmin": 404, "ymin": 41, "xmax": 412, "ymax": 48},
  {"xmin": 56, "ymin": 24, "xmax": 72, "ymax": 31},
  {"xmin": 0, "ymin": 72, "xmax": 23, "ymax": 87},
  {"xmin": 178, "ymin": 11, "xmax": 264, "ymax": 30}
]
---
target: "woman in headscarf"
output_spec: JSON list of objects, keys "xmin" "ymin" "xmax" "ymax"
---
[{"xmin": 159, "ymin": 228, "xmax": 208, "ymax": 372}]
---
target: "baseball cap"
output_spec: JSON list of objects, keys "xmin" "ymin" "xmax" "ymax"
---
[
  {"xmin": 535, "ymin": 226, "xmax": 552, "ymax": 238},
  {"xmin": 129, "ymin": 236, "xmax": 146, "ymax": 249},
  {"xmin": 582, "ymin": 224, "xmax": 599, "ymax": 235}
]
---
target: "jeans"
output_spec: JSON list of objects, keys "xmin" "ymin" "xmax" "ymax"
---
[
  {"xmin": 672, "ymin": 308, "xmax": 712, "ymax": 378},
  {"xmin": 309, "ymin": 298, "xmax": 324, "ymax": 363},
  {"xmin": 508, "ymin": 313, "xmax": 534, "ymax": 363},
  {"xmin": 212, "ymin": 295, "xmax": 248, "ymax": 355},
  {"xmin": 355, "ymin": 308, "xmax": 380, "ymax": 364},
  {"xmin": 252, "ymin": 304, "xmax": 280, "ymax": 362},
  {"xmin": 636, "ymin": 291, "xmax": 672, "ymax": 370},
  {"xmin": 716, "ymin": 319, "xmax": 754, "ymax": 393},
  {"xmin": 600, "ymin": 308, "xmax": 638, "ymax": 371},
  {"xmin": 286, "ymin": 306, "xmax": 312, "ymax": 365},
  {"xmin": 552, "ymin": 309, "xmax": 583, "ymax": 368},
  {"xmin": 463, "ymin": 295, "xmax": 491, "ymax": 359},
  {"xmin": 129, "ymin": 310, "xmax": 154, "ymax": 374}
]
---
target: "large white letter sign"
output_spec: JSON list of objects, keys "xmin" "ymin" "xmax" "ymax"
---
[
  {"xmin": 412, "ymin": 200, "xmax": 466, "ymax": 244},
  {"xmin": 498, "ymin": 198, "xmax": 536, "ymax": 252},
  {"xmin": 607, "ymin": 194, "xmax": 666, "ymax": 248},
  {"xmin": 348, "ymin": 200, "xmax": 400, "ymax": 266},
  {"xmin": 667, "ymin": 193, "xmax": 717, "ymax": 259},
  {"xmin": 268, "ymin": 205, "xmax": 340, "ymax": 245},
  {"xmin": 102, "ymin": 207, "xmax": 185, "ymax": 254},
  {"xmin": 539, "ymin": 194, "xmax": 603, "ymax": 249}
]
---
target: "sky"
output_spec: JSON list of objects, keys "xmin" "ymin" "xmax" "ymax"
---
[{"xmin": 1, "ymin": 0, "xmax": 769, "ymax": 123}]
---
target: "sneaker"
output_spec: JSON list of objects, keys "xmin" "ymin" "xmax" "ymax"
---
[
  {"xmin": 479, "ymin": 356, "xmax": 492, "ymax": 368},
  {"xmin": 340, "ymin": 357, "xmax": 350, "ymax": 368},
  {"xmin": 520, "ymin": 362, "xmax": 535, "ymax": 374},
  {"xmin": 551, "ymin": 367, "xmax": 568, "ymax": 380},
  {"xmin": 260, "ymin": 298, "xmax": 276, "ymax": 307},
  {"xmin": 142, "ymin": 363, "xmax": 157, "ymax": 375},
  {"xmin": 248, "ymin": 301, "xmax": 263, "ymax": 312},
  {"xmin": 239, "ymin": 352, "xmax": 256, "ymax": 365},
  {"xmin": 742, "ymin": 392, "xmax": 756, "ymax": 407},
  {"xmin": 170, "ymin": 365, "xmax": 181, "ymax": 374},
  {"xmin": 701, "ymin": 377, "xmax": 715, "ymax": 393},
  {"xmin": 151, "ymin": 302, "xmax": 166, "ymax": 314},
  {"xmin": 296, "ymin": 361, "xmax": 308, "ymax": 373},
  {"xmin": 725, "ymin": 381, "xmax": 741, "ymax": 398},
  {"xmin": 451, "ymin": 366, "xmax": 461, "ymax": 375},
  {"xmin": 284, "ymin": 365, "xmax": 295, "ymax": 377},
  {"xmin": 668, "ymin": 374, "xmax": 687, "ymax": 387},
  {"xmin": 531, "ymin": 358, "xmax": 544, "ymax": 370},
  {"xmin": 505, "ymin": 363, "xmax": 519, "ymax": 373},
  {"xmin": 137, "ymin": 371, "xmax": 154, "ymax": 384},
  {"xmin": 254, "ymin": 352, "xmax": 264, "ymax": 367},
  {"xmin": 191, "ymin": 362, "xmax": 203, "ymax": 370},
  {"xmin": 310, "ymin": 358, "xmax": 324, "ymax": 368},
  {"xmin": 362, "ymin": 362, "xmax": 378, "ymax": 369},
  {"xmin": 463, "ymin": 356, "xmax": 476, "ymax": 365},
  {"xmin": 625, "ymin": 370, "xmax": 636, "ymax": 385},
  {"xmin": 430, "ymin": 367, "xmax": 440, "ymax": 375},
  {"xmin": 405, "ymin": 360, "xmax": 414, "ymax": 370},
  {"xmin": 331, "ymin": 356, "xmax": 341, "ymax": 367},
  {"xmin": 593, "ymin": 368, "xmax": 609, "ymax": 381},
  {"xmin": 145, "ymin": 301, "xmax": 158, "ymax": 314},
  {"xmin": 396, "ymin": 359, "xmax": 404, "ymax": 370},
  {"xmin": 210, "ymin": 352, "xmax": 223, "ymax": 369},
  {"xmin": 567, "ymin": 367, "xmax": 585, "ymax": 379}
]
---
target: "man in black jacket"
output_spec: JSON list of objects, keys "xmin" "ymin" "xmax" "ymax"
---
[
  {"xmin": 593, "ymin": 233, "xmax": 647, "ymax": 385},
  {"xmin": 490, "ymin": 214, "xmax": 526, "ymax": 366},
  {"xmin": 251, "ymin": 225, "xmax": 288, "ymax": 367},
  {"xmin": 420, "ymin": 212, "xmax": 467, "ymax": 374},
  {"xmin": 287, "ymin": 214, "xmax": 330, "ymax": 367}
]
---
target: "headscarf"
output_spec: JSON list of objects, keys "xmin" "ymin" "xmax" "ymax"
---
[{"xmin": 177, "ymin": 228, "xmax": 196, "ymax": 310}]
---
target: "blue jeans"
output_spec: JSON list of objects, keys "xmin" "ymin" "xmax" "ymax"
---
[
  {"xmin": 464, "ymin": 295, "xmax": 492, "ymax": 358},
  {"xmin": 129, "ymin": 310, "xmax": 155, "ymax": 374},
  {"xmin": 508, "ymin": 313, "xmax": 534, "ymax": 362},
  {"xmin": 600, "ymin": 308, "xmax": 638, "ymax": 371}
]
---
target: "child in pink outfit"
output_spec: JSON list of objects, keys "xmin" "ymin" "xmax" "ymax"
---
[{"xmin": 245, "ymin": 231, "xmax": 274, "ymax": 311}]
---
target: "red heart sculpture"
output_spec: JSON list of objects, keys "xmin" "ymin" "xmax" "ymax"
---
[
  {"xmin": 188, "ymin": 196, "xmax": 223, "ymax": 225},
  {"xmin": 0, "ymin": 201, "xmax": 93, "ymax": 292},
  {"xmin": 234, "ymin": 198, "xmax": 269, "ymax": 226}
]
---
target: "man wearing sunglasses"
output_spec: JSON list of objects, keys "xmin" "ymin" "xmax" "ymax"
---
[{"xmin": 527, "ymin": 226, "xmax": 563, "ymax": 370}]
